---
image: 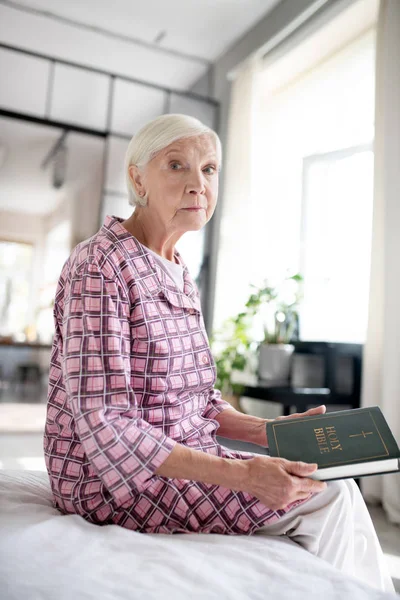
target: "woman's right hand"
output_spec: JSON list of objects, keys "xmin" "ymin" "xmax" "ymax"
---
[{"xmin": 243, "ymin": 455, "xmax": 327, "ymax": 510}]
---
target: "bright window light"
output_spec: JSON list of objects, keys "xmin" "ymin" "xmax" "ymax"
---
[{"xmin": 0, "ymin": 240, "xmax": 34, "ymax": 337}]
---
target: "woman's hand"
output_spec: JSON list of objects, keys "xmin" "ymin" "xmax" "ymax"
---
[
  {"xmin": 274, "ymin": 404, "xmax": 326, "ymax": 422},
  {"xmin": 243, "ymin": 455, "xmax": 327, "ymax": 511},
  {"xmin": 254, "ymin": 405, "xmax": 327, "ymax": 447},
  {"xmin": 237, "ymin": 404, "xmax": 327, "ymax": 509}
]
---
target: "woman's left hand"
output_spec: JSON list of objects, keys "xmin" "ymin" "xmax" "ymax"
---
[
  {"xmin": 257, "ymin": 405, "xmax": 326, "ymax": 447},
  {"xmin": 273, "ymin": 404, "xmax": 326, "ymax": 422}
]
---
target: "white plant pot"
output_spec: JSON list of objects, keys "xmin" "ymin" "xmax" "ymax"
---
[{"xmin": 258, "ymin": 343, "xmax": 294, "ymax": 385}]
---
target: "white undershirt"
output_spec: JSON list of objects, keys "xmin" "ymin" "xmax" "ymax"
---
[{"xmin": 145, "ymin": 246, "xmax": 185, "ymax": 292}]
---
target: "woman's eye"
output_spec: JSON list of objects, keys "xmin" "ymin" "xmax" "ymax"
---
[
  {"xmin": 204, "ymin": 166, "xmax": 217, "ymax": 175},
  {"xmin": 169, "ymin": 162, "xmax": 217, "ymax": 174}
]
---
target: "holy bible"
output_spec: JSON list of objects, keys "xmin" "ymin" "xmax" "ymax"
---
[{"xmin": 266, "ymin": 406, "xmax": 400, "ymax": 481}]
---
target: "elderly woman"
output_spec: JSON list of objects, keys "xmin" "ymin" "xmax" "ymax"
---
[{"xmin": 44, "ymin": 114, "xmax": 393, "ymax": 593}]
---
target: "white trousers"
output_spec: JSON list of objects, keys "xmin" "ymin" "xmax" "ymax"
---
[{"xmin": 255, "ymin": 478, "xmax": 395, "ymax": 594}]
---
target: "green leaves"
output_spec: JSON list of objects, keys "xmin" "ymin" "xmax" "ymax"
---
[{"xmin": 211, "ymin": 272, "xmax": 304, "ymax": 394}]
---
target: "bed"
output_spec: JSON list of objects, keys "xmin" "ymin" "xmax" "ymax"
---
[{"xmin": 0, "ymin": 469, "xmax": 397, "ymax": 600}]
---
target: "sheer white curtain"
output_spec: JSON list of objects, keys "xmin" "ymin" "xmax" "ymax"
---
[
  {"xmin": 361, "ymin": 0, "xmax": 400, "ymax": 523},
  {"xmin": 212, "ymin": 56, "xmax": 263, "ymax": 333}
]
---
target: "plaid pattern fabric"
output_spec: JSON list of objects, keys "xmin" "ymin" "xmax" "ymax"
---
[{"xmin": 44, "ymin": 216, "xmax": 306, "ymax": 535}]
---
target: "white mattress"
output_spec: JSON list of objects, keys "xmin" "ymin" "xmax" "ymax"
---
[{"xmin": 0, "ymin": 469, "xmax": 397, "ymax": 600}]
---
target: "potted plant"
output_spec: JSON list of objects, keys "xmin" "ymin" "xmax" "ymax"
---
[
  {"xmin": 211, "ymin": 273, "xmax": 303, "ymax": 403},
  {"xmin": 211, "ymin": 311, "xmax": 257, "ymax": 412},
  {"xmin": 249, "ymin": 273, "xmax": 303, "ymax": 384}
]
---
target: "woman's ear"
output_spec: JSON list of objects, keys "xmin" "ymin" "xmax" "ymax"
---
[{"xmin": 128, "ymin": 165, "xmax": 145, "ymax": 197}]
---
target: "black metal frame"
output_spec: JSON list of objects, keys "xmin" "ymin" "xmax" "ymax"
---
[{"xmin": 0, "ymin": 43, "xmax": 218, "ymax": 118}]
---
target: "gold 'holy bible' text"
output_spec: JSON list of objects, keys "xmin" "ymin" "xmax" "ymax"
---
[{"xmin": 314, "ymin": 426, "xmax": 343, "ymax": 454}]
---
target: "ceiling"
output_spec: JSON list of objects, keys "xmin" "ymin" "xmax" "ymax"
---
[
  {"xmin": 7, "ymin": 0, "xmax": 282, "ymax": 61},
  {"xmin": 0, "ymin": 0, "xmax": 282, "ymax": 91}
]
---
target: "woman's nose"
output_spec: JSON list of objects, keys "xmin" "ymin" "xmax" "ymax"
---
[{"xmin": 186, "ymin": 170, "xmax": 206, "ymax": 195}]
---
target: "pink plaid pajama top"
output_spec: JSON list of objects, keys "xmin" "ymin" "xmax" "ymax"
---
[{"xmin": 44, "ymin": 216, "xmax": 301, "ymax": 535}]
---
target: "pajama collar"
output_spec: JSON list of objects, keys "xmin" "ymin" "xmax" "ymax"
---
[{"xmin": 101, "ymin": 215, "xmax": 202, "ymax": 314}]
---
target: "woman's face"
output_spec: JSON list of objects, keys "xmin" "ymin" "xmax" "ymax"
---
[{"xmin": 131, "ymin": 134, "xmax": 220, "ymax": 233}]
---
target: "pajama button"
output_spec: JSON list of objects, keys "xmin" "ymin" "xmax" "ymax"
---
[{"xmin": 202, "ymin": 356, "xmax": 208, "ymax": 364}]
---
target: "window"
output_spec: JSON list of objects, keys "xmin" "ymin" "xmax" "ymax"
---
[
  {"xmin": 300, "ymin": 144, "xmax": 374, "ymax": 341},
  {"xmin": 251, "ymin": 27, "xmax": 376, "ymax": 343},
  {"xmin": 0, "ymin": 240, "xmax": 34, "ymax": 338}
]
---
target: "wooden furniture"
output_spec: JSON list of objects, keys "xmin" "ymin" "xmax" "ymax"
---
[
  {"xmin": 0, "ymin": 339, "xmax": 52, "ymax": 350},
  {"xmin": 0, "ymin": 339, "xmax": 52, "ymax": 400},
  {"xmin": 242, "ymin": 342, "xmax": 363, "ymax": 416}
]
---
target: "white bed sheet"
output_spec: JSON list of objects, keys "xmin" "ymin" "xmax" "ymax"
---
[{"xmin": 0, "ymin": 470, "xmax": 397, "ymax": 600}]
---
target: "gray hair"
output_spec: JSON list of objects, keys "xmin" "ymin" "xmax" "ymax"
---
[{"xmin": 124, "ymin": 113, "xmax": 222, "ymax": 208}]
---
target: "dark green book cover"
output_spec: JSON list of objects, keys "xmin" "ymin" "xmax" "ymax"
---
[{"xmin": 267, "ymin": 407, "xmax": 400, "ymax": 474}]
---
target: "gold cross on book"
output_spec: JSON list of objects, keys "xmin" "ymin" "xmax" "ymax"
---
[{"xmin": 349, "ymin": 430, "xmax": 373, "ymax": 438}]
